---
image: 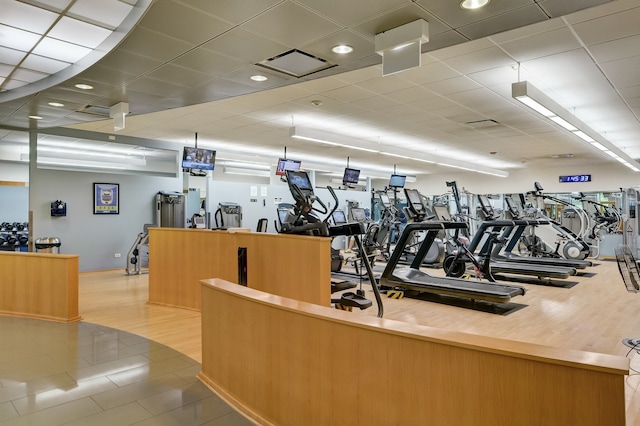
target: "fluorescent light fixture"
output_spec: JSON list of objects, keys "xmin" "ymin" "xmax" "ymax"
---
[
  {"xmin": 37, "ymin": 157, "xmax": 127, "ymax": 170},
  {"xmin": 28, "ymin": 115, "xmax": 43, "ymax": 120},
  {"xmin": 512, "ymin": 81, "xmax": 640, "ymax": 172},
  {"xmin": 290, "ymin": 126, "xmax": 508, "ymax": 178}
]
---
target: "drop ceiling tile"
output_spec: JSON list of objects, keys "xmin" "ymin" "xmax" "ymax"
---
[
  {"xmin": 201, "ymin": 28, "xmax": 289, "ymax": 63},
  {"xmin": 145, "ymin": 63, "xmax": 216, "ymax": 89},
  {"xmin": 0, "ymin": 47, "xmax": 27, "ymax": 67},
  {"xmin": 299, "ymin": 0, "xmax": 407, "ymax": 27},
  {"xmin": 117, "ymin": 27, "xmax": 192, "ymax": 63},
  {"xmin": 421, "ymin": 30, "xmax": 470, "ymax": 53},
  {"xmin": 355, "ymin": 74, "xmax": 416, "ymax": 95},
  {"xmin": 425, "ymin": 76, "xmax": 482, "ymax": 96},
  {"xmin": 350, "ymin": 3, "xmax": 448, "ymax": 40},
  {"xmin": 0, "ymin": 1, "xmax": 58, "ymax": 34},
  {"xmin": 0, "ymin": 25, "xmax": 42, "ymax": 52},
  {"xmin": 538, "ymin": 0, "xmax": 618, "ymax": 19},
  {"xmin": 68, "ymin": 0, "xmax": 134, "ymax": 29},
  {"xmin": 172, "ymin": 48, "xmax": 249, "ymax": 78},
  {"xmin": 48, "ymin": 17, "xmax": 111, "ymax": 49},
  {"xmin": 457, "ymin": 5, "xmax": 549, "ymax": 40},
  {"xmin": 33, "ymin": 37, "xmax": 92, "ymax": 63},
  {"xmin": 321, "ymin": 85, "xmax": 377, "ymax": 103},
  {"xmin": 590, "ymin": 34, "xmax": 640, "ymax": 64},
  {"xmin": 179, "ymin": 0, "xmax": 282, "ymax": 24},
  {"xmin": 395, "ymin": 60, "xmax": 459, "ymax": 85},
  {"xmin": 350, "ymin": 95, "xmax": 400, "ymax": 111},
  {"xmin": 571, "ymin": 6, "xmax": 640, "ymax": 46},
  {"xmin": 383, "ymin": 85, "xmax": 437, "ymax": 103},
  {"xmin": 600, "ymin": 56, "xmax": 640, "ymax": 89},
  {"xmin": 139, "ymin": 1, "xmax": 234, "ymax": 45},
  {"xmin": 241, "ymin": 2, "xmax": 342, "ymax": 47},
  {"xmin": 414, "ymin": 0, "xmax": 532, "ymax": 28},
  {"xmin": 499, "ymin": 27, "xmax": 581, "ymax": 63},
  {"xmin": 442, "ymin": 46, "xmax": 514, "ymax": 75}
]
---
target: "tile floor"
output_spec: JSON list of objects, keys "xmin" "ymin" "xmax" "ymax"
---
[{"xmin": 0, "ymin": 316, "xmax": 253, "ymax": 425}]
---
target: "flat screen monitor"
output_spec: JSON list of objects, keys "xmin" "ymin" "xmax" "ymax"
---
[
  {"xmin": 286, "ymin": 170, "xmax": 312, "ymax": 191},
  {"xmin": 276, "ymin": 158, "xmax": 302, "ymax": 176},
  {"xmin": 332, "ymin": 210, "xmax": 347, "ymax": 225},
  {"xmin": 182, "ymin": 147, "xmax": 216, "ymax": 170},
  {"xmin": 379, "ymin": 193, "xmax": 391, "ymax": 207},
  {"xmin": 342, "ymin": 167, "xmax": 360, "ymax": 185},
  {"xmin": 389, "ymin": 174, "xmax": 406, "ymax": 188},
  {"xmin": 350, "ymin": 207, "xmax": 367, "ymax": 222}
]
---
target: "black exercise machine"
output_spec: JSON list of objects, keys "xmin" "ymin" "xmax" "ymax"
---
[
  {"xmin": 379, "ymin": 221, "xmax": 526, "ymax": 307},
  {"xmin": 279, "ymin": 170, "xmax": 383, "ymax": 317}
]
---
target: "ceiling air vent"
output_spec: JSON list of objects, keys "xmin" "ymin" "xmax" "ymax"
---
[
  {"xmin": 76, "ymin": 105, "xmax": 111, "ymax": 117},
  {"xmin": 257, "ymin": 49, "xmax": 335, "ymax": 78},
  {"xmin": 464, "ymin": 119, "xmax": 500, "ymax": 129}
]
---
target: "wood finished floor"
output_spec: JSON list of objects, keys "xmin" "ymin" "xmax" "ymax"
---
[{"xmin": 79, "ymin": 259, "xmax": 640, "ymax": 425}]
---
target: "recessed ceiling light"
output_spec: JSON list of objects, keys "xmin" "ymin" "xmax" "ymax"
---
[
  {"xmin": 331, "ymin": 45, "xmax": 353, "ymax": 54},
  {"xmin": 75, "ymin": 83, "xmax": 93, "ymax": 90},
  {"xmin": 48, "ymin": 102, "xmax": 65, "ymax": 107},
  {"xmin": 250, "ymin": 75, "xmax": 268, "ymax": 82},
  {"xmin": 28, "ymin": 115, "xmax": 43, "ymax": 120},
  {"xmin": 460, "ymin": 0, "xmax": 490, "ymax": 9}
]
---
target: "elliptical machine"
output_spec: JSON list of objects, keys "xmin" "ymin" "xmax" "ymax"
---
[{"xmin": 278, "ymin": 170, "xmax": 383, "ymax": 317}]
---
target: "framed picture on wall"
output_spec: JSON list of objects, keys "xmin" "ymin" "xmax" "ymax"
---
[{"xmin": 93, "ymin": 183, "xmax": 119, "ymax": 214}]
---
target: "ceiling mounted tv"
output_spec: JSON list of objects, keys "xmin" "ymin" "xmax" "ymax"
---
[
  {"xmin": 276, "ymin": 158, "xmax": 301, "ymax": 176},
  {"xmin": 182, "ymin": 147, "xmax": 216, "ymax": 170},
  {"xmin": 342, "ymin": 167, "xmax": 361, "ymax": 185},
  {"xmin": 389, "ymin": 174, "xmax": 406, "ymax": 188}
]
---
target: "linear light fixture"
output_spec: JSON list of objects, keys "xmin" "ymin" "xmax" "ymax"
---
[
  {"xmin": 290, "ymin": 126, "xmax": 509, "ymax": 178},
  {"xmin": 512, "ymin": 81, "xmax": 640, "ymax": 172}
]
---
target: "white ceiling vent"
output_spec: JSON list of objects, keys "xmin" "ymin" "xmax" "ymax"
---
[
  {"xmin": 257, "ymin": 49, "xmax": 335, "ymax": 78},
  {"xmin": 464, "ymin": 119, "xmax": 500, "ymax": 129}
]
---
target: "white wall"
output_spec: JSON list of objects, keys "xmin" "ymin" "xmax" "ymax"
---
[{"xmin": 0, "ymin": 163, "xmax": 29, "ymax": 183}]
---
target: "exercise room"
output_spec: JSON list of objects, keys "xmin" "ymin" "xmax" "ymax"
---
[{"xmin": 1, "ymin": 0, "xmax": 640, "ymax": 424}]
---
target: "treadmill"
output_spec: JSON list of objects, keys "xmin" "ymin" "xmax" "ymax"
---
[
  {"xmin": 480, "ymin": 195, "xmax": 593, "ymax": 269},
  {"xmin": 380, "ymin": 221, "xmax": 526, "ymax": 304}
]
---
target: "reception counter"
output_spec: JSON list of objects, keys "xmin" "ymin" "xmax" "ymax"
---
[
  {"xmin": 0, "ymin": 251, "xmax": 80, "ymax": 322},
  {"xmin": 148, "ymin": 228, "xmax": 331, "ymax": 310},
  {"xmin": 198, "ymin": 278, "xmax": 628, "ymax": 426}
]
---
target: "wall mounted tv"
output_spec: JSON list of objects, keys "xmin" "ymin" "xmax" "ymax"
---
[
  {"xmin": 276, "ymin": 158, "xmax": 302, "ymax": 176},
  {"xmin": 389, "ymin": 174, "xmax": 406, "ymax": 188},
  {"xmin": 342, "ymin": 167, "xmax": 361, "ymax": 185},
  {"xmin": 182, "ymin": 147, "xmax": 216, "ymax": 170}
]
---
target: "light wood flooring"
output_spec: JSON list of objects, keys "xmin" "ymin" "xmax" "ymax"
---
[{"xmin": 78, "ymin": 259, "xmax": 640, "ymax": 425}]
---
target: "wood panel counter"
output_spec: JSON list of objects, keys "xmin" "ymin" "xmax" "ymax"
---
[
  {"xmin": 0, "ymin": 251, "xmax": 80, "ymax": 322},
  {"xmin": 199, "ymin": 278, "xmax": 629, "ymax": 426},
  {"xmin": 148, "ymin": 228, "xmax": 331, "ymax": 310}
]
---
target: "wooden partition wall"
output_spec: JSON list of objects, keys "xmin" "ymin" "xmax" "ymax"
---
[
  {"xmin": 0, "ymin": 251, "xmax": 80, "ymax": 322},
  {"xmin": 199, "ymin": 279, "xmax": 629, "ymax": 426},
  {"xmin": 148, "ymin": 228, "xmax": 331, "ymax": 310}
]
